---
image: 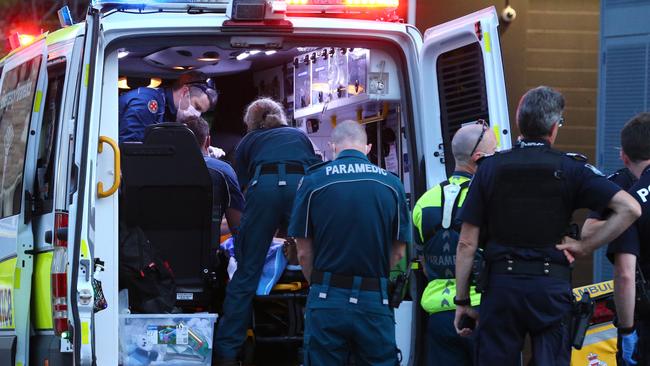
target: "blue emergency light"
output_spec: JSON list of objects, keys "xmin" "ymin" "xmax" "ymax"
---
[
  {"xmin": 57, "ymin": 6, "xmax": 74, "ymax": 28},
  {"xmin": 91, "ymin": 0, "xmax": 230, "ymax": 7}
]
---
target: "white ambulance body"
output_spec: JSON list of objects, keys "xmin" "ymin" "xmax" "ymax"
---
[{"xmin": 0, "ymin": 1, "xmax": 510, "ymax": 364}]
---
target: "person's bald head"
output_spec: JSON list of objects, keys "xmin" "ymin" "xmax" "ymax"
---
[
  {"xmin": 330, "ymin": 120, "xmax": 371, "ymax": 157},
  {"xmin": 452, "ymin": 123, "xmax": 497, "ymax": 173}
]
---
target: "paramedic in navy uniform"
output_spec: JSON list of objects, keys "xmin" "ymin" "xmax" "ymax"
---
[
  {"xmin": 454, "ymin": 86, "xmax": 641, "ymax": 366},
  {"xmin": 118, "ymin": 71, "xmax": 218, "ymax": 143},
  {"xmin": 288, "ymin": 120, "xmax": 411, "ymax": 365},
  {"xmin": 214, "ymin": 98, "xmax": 321, "ymax": 365}
]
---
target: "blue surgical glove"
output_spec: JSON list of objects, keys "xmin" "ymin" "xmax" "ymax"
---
[{"xmin": 621, "ymin": 329, "xmax": 638, "ymax": 366}]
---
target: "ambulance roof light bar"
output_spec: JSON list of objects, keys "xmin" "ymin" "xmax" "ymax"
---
[{"xmin": 91, "ymin": 0, "xmax": 229, "ymax": 11}]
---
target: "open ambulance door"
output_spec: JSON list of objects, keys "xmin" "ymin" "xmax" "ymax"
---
[
  {"xmin": 0, "ymin": 37, "xmax": 48, "ymax": 365},
  {"xmin": 419, "ymin": 6, "xmax": 510, "ymax": 184},
  {"xmin": 68, "ymin": 7, "xmax": 105, "ymax": 365}
]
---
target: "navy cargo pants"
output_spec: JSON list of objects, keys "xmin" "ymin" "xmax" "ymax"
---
[
  {"xmin": 214, "ymin": 169, "xmax": 302, "ymax": 360},
  {"xmin": 304, "ymin": 274, "xmax": 399, "ymax": 366},
  {"xmin": 475, "ymin": 274, "xmax": 573, "ymax": 366},
  {"xmin": 426, "ymin": 310, "xmax": 475, "ymax": 366}
]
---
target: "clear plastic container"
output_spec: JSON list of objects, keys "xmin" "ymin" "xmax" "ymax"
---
[{"xmin": 119, "ymin": 313, "xmax": 217, "ymax": 366}]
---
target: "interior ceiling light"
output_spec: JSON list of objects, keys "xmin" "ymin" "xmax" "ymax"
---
[
  {"xmin": 148, "ymin": 77, "xmax": 162, "ymax": 88},
  {"xmin": 265, "ymin": 50, "xmax": 277, "ymax": 56},
  {"xmin": 236, "ymin": 52, "xmax": 250, "ymax": 61},
  {"xmin": 249, "ymin": 50, "xmax": 261, "ymax": 55},
  {"xmin": 118, "ymin": 50, "xmax": 129, "ymax": 59},
  {"xmin": 198, "ymin": 51, "xmax": 220, "ymax": 62},
  {"xmin": 118, "ymin": 77, "xmax": 130, "ymax": 90},
  {"xmin": 173, "ymin": 66, "xmax": 186, "ymax": 70}
]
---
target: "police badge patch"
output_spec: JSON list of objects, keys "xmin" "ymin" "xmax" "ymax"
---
[
  {"xmin": 147, "ymin": 99, "xmax": 158, "ymax": 113},
  {"xmin": 585, "ymin": 163, "xmax": 605, "ymax": 177}
]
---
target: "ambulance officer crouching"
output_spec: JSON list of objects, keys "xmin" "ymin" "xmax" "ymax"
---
[
  {"xmin": 118, "ymin": 71, "xmax": 218, "ymax": 143},
  {"xmin": 288, "ymin": 120, "xmax": 411, "ymax": 365},
  {"xmin": 214, "ymin": 98, "xmax": 321, "ymax": 365},
  {"xmin": 454, "ymin": 86, "xmax": 640, "ymax": 365}
]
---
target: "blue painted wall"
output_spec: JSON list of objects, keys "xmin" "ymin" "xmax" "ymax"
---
[{"xmin": 595, "ymin": 0, "xmax": 650, "ymax": 282}]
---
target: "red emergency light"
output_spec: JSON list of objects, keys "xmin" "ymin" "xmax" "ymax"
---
[
  {"xmin": 284, "ymin": 0, "xmax": 399, "ymax": 13},
  {"xmin": 8, "ymin": 33, "xmax": 37, "ymax": 50}
]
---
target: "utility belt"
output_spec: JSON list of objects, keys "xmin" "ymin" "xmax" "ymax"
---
[
  {"xmin": 310, "ymin": 270, "xmax": 390, "ymax": 306},
  {"xmin": 490, "ymin": 258, "xmax": 572, "ymax": 281},
  {"xmin": 251, "ymin": 163, "xmax": 305, "ymax": 187}
]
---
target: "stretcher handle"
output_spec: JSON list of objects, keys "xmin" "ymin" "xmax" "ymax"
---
[{"xmin": 97, "ymin": 135, "xmax": 121, "ymax": 198}]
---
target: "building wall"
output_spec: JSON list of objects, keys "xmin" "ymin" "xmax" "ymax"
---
[{"xmin": 415, "ymin": 0, "xmax": 600, "ymax": 285}]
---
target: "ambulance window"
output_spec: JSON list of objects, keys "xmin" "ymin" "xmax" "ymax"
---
[
  {"xmin": 436, "ymin": 42, "xmax": 489, "ymax": 174},
  {"xmin": 34, "ymin": 60, "xmax": 66, "ymax": 215},
  {"xmin": 0, "ymin": 55, "xmax": 43, "ymax": 219}
]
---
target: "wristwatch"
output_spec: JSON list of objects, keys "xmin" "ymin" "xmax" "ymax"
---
[{"xmin": 453, "ymin": 296, "xmax": 471, "ymax": 306}]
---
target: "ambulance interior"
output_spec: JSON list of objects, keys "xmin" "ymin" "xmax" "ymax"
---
[{"xmin": 114, "ymin": 37, "xmax": 414, "ymax": 364}]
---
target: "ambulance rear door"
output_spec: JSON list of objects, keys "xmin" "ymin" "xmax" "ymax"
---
[
  {"xmin": 0, "ymin": 36, "xmax": 49, "ymax": 366},
  {"xmin": 419, "ymin": 6, "xmax": 510, "ymax": 183}
]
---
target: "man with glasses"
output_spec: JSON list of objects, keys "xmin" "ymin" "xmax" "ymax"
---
[
  {"xmin": 453, "ymin": 86, "xmax": 641, "ymax": 365},
  {"xmin": 413, "ymin": 122, "xmax": 496, "ymax": 366}
]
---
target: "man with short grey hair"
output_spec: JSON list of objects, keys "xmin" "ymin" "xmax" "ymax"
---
[
  {"xmin": 289, "ymin": 120, "xmax": 411, "ymax": 365},
  {"xmin": 454, "ymin": 86, "xmax": 640, "ymax": 365}
]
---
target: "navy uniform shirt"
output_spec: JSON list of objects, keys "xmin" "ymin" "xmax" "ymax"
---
[
  {"xmin": 588, "ymin": 167, "xmax": 637, "ymax": 220},
  {"xmin": 288, "ymin": 149, "xmax": 412, "ymax": 278},
  {"xmin": 611, "ymin": 165, "xmax": 650, "ymax": 267},
  {"xmin": 234, "ymin": 126, "xmax": 321, "ymax": 189},
  {"xmin": 460, "ymin": 139, "xmax": 622, "ymax": 264},
  {"xmin": 204, "ymin": 156, "xmax": 245, "ymax": 221},
  {"xmin": 119, "ymin": 87, "xmax": 177, "ymax": 143}
]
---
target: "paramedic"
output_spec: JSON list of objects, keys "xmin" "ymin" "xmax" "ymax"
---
[
  {"xmin": 119, "ymin": 71, "xmax": 218, "ymax": 143},
  {"xmin": 412, "ymin": 122, "xmax": 497, "ymax": 366},
  {"xmin": 184, "ymin": 116, "xmax": 244, "ymax": 240},
  {"xmin": 595, "ymin": 113, "xmax": 650, "ymax": 366},
  {"xmin": 454, "ymin": 86, "xmax": 641, "ymax": 365},
  {"xmin": 288, "ymin": 120, "xmax": 411, "ymax": 365},
  {"xmin": 214, "ymin": 98, "xmax": 321, "ymax": 364}
]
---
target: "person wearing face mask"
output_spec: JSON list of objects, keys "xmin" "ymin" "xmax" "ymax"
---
[
  {"xmin": 214, "ymin": 97, "xmax": 321, "ymax": 365},
  {"xmin": 118, "ymin": 71, "xmax": 218, "ymax": 143}
]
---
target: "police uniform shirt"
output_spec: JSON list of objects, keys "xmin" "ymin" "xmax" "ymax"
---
[
  {"xmin": 119, "ymin": 87, "xmax": 177, "ymax": 143},
  {"xmin": 234, "ymin": 126, "xmax": 321, "ymax": 189},
  {"xmin": 588, "ymin": 167, "xmax": 637, "ymax": 221},
  {"xmin": 288, "ymin": 149, "xmax": 411, "ymax": 278},
  {"xmin": 460, "ymin": 139, "xmax": 622, "ymax": 264},
  {"xmin": 204, "ymin": 156, "xmax": 245, "ymax": 219},
  {"xmin": 611, "ymin": 165, "xmax": 650, "ymax": 268}
]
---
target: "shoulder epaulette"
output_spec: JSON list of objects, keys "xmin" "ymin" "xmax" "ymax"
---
[
  {"xmin": 565, "ymin": 152, "xmax": 588, "ymax": 162},
  {"xmin": 306, "ymin": 160, "xmax": 329, "ymax": 173}
]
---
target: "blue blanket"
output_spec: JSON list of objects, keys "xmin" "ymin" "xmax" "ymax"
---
[{"xmin": 221, "ymin": 237, "xmax": 288, "ymax": 295}]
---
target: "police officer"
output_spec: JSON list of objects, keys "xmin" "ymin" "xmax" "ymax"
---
[
  {"xmin": 288, "ymin": 120, "xmax": 411, "ymax": 366},
  {"xmin": 214, "ymin": 97, "xmax": 321, "ymax": 365},
  {"xmin": 119, "ymin": 71, "xmax": 218, "ymax": 143},
  {"xmin": 184, "ymin": 116, "xmax": 244, "ymax": 241},
  {"xmin": 454, "ymin": 86, "xmax": 641, "ymax": 365},
  {"xmin": 582, "ymin": 113, "xmax": 650, "ymax": 366},
  {"xmin": 412, "ymin": 122, "xmax": 497, "ymax": 366}
]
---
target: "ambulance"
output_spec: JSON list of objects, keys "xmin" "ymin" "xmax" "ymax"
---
[{"xmin": 0, "ymin": 0, "xmax": 513, "ymax": 364}]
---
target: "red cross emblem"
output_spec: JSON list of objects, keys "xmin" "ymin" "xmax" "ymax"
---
[{"xmin": 147, "ymin": 99, "xmax": 158, "ymax": 114}]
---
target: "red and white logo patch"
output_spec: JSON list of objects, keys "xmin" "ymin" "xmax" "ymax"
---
[{"xmin": 147, "ymin": 99, "xmax": 158, "ymax": 114}]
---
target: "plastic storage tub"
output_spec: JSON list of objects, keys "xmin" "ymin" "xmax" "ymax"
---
[{"xmin": 119, "ymin": 313, "xmax": 217, "ymax": 366}]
